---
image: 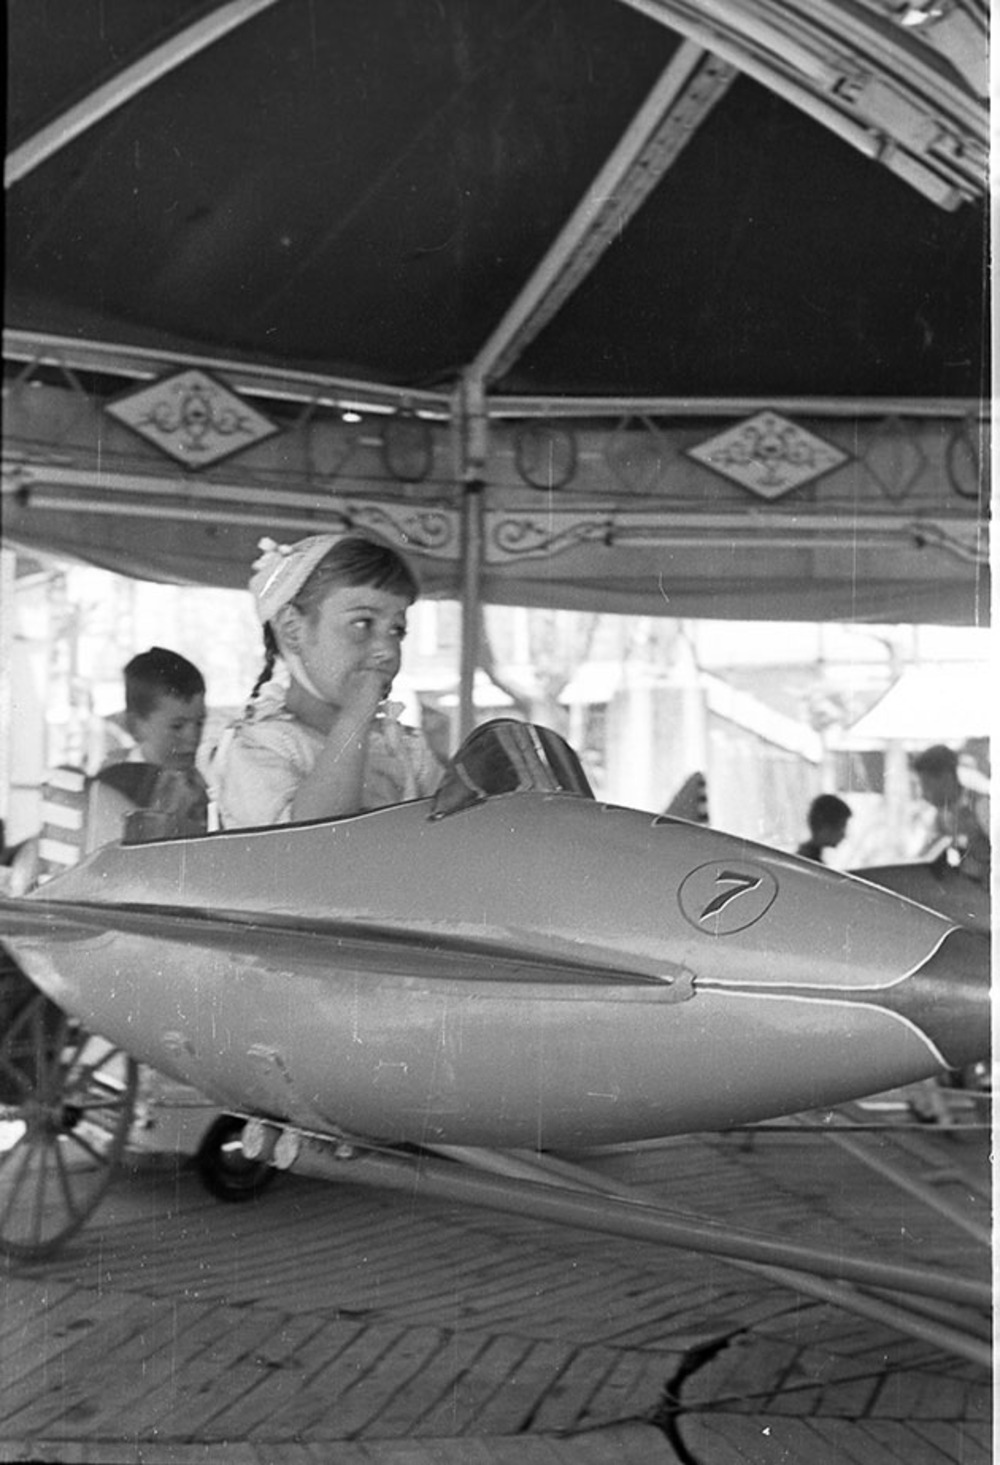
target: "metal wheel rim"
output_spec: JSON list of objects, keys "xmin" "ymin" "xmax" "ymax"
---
[{"xmin": 0, "ymin": 991, "xmax": 138, "ymax": 1260}]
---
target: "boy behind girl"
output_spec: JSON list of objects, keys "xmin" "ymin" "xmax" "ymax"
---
[{"xmin": 89, "ymin": 647, "xmax": 209, "ymax": 846}]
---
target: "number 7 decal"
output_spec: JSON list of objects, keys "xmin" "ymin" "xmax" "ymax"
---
[{"xmin": 699, "ymin": 869, "xmax": 763, "ymax": 921}]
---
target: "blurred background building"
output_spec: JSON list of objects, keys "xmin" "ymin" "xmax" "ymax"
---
[{"xmin": 4, "ymin": 551, "xmax": 991, "ymax": 869}]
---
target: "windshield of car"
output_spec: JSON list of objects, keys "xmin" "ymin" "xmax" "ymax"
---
[{"xmin": 430, "ymin": 719, "xmax": 594, "ymax": 819}]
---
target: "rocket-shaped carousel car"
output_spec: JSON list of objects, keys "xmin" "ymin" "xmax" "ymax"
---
[{"xmin": 0, "ymin": 721, "xmax": 990, "ymax": 1151}]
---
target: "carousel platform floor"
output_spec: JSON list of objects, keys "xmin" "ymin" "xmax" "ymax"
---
[{"xmin": 0, "ymin": 1107, "xmax": 991, "ymax": 1465}]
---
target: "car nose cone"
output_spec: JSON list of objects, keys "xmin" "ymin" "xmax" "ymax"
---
[{"xmin": 874, "ymin": 926, "xmax": 991, "ymax": 1071}]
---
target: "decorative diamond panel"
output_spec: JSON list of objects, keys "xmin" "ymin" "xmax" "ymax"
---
[
  {"xmin": 606, "ymin": 416, "xmax": 673, "ymax": 494},
  {"xmin": 863, "ymin": 415, "xmax": 928, "ymax": 503},
  {"xmin": 687, "ymin": 410, "xmax": 848, "ymax": 498},
  {"xmin": 106, "ymin": 368, "xmax": 279, "ymax": 469}
]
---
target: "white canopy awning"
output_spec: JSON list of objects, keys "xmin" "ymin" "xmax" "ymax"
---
[{"xmin": 841, "ymin": 666, "xmax": 993, "ymax": 744}]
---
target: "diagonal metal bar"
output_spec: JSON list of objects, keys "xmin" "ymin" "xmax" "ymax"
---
[
  {"xmin": 468, "ymin": 41, "xmax": 736, "ymax": 387},
  {"xmin": 2, "ymin": 329, "xmax": 453, "ymax": 418},
  {"xmin": 879, "ymin": 0, "xmax": 989, "ymax": 96},
  {"xmin": 628, "ymin": 1, "xmax": 986, "ymax": 131},
  {"xmin": 291, "ymin": 1137, "xmax": 991, "ymax": 1309},
  {"xmin": 3, "ymin": 327, "xmax": 984, "ymax": 420},
  {"xmin": 618, "ymin": 0, "xmax": 987, "ymax": 206},
  {"xmin": 793, "ymin": 1111, "xmax": 991, "ymax": 1245},
  {"xmin": 743, "ymin": 1260, "xmax": 991, "ymax": 1368},
  {"xmin": 5, "ymin": 0, "xmax": 285, "ymax": 190},
  {"xmin": 430, "ymin": 1142, "xmax": 992, "ymax": 1368}
]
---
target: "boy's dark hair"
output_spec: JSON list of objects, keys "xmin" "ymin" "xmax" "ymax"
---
[
  {"xmin": 124, "ymin": 647, "xmax": 205, "ymax": 719},
  {"xmin": 912, "ymin": 744, "xmax": 958, "ymax": 776},
  {"xmin": 807, "ymin": 793, "xmax": 851, "ymax": 834}
]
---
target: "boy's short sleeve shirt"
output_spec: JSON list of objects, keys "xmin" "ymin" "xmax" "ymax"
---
[{"xmin": 215, "ymin": 684, "xmax": 441, "ymax": 829}]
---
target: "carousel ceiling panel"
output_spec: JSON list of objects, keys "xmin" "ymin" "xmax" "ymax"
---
[
  {"xmin": 2, "ymin": 1, "xmax": 990, "ymax": 624},
  {"xmin": 4, "ymin": 0, "xmax": 988, "ymax": 399}
]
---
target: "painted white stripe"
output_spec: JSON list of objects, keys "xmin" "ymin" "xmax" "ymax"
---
[
  {"xmin": 38, "ymin": 837, "xmax": 81, "ymax": 864},
  {"xmin": 45, "ymin": 768, "xmax": 87, "ymax": 793},
  {"xmin": 696, "ymin": 926, "xmax": 955, "ymax": 990},
  {"xmin": 696, "ymin": 986, "xmax": 947, "ymax": 1068},
  {"xmin": 42, "ymin": 805, "xmax": 85, "ymax": 831}
]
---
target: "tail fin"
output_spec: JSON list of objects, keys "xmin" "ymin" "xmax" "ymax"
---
[{"xmin": 663, "ymin": 772, "xmax": 709, "ymax": 824}]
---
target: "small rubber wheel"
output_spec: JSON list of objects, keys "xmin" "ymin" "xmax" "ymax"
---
[{"xmin": 194, "ymin": 1113, "xmax": 276, "ymax": 1202}]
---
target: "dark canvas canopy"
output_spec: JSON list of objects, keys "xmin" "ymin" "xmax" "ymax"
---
[{"xmin": 3, "ymin": 0, "xmax": 990, "ymax": 626}]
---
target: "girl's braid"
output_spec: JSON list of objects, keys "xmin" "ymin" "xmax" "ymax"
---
[{"xmin": 248, "ymin": 624, "xmax": 279, "ymax": 704}]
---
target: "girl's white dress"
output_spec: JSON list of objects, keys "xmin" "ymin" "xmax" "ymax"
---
[{"xmin": 213, "ymin": 679, "xmax": 442, "ymax": 828}]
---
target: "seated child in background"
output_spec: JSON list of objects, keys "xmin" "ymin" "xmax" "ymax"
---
[
  {"xmin": 23, "ymin": 647, "xmax": 208, "ymax": 885},
  {"xmin": 796, "ymin": 793, "xmax": 851, "ymax": 865},
  {"xmin": 213, "ymin": 532, "xmax": 442, "ymax": 829},
  {"xmin": 88, "ymin": 646, "xmax": 209, "ymax": 848},
  {"xmin": 911, "ymin": 743, "xmax": 990, "ymax": 886}
]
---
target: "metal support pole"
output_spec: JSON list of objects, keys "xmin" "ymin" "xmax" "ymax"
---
[
  {"xmin": 0, "ymin": 549, "xmax": 14, "ymax": 835},
  {"xmin": 289, "ymin": 1137, "xmax": 991, "ymax": 1311},
  {"xmin": 818, "ymin": 1126, "xmax": 991, "ymax": 1247},
  {"xmin": 744, "ymin": 1260, "xmax": 991, "ymax": 1369},
  {"xmin": 455, "ymin": 375, "xmax": 488, "ymax": 743},
  {"xmin": 5, "ymin": 0, "xmax": 285, "ymax": 189},
  {"xmin": 431, "ymin": 1143, "xmax": 992, "ymax": 1367},
  {"xmin": 458, "ymin": 490, "xmax": 484, "ymax": 743}
]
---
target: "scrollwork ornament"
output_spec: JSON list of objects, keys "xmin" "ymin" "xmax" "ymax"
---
[
  {"xmin": 491, "ymin": 514, "xmax": 613, "ymax": 560},
  {"xmin": 350, "ymin": 502, "xmax": 456, "ymax": 556}
]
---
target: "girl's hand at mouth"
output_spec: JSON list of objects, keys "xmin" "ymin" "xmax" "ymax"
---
[{"xmin": 342, "ymin": 666, "xmax": 390, "ymax": 723}]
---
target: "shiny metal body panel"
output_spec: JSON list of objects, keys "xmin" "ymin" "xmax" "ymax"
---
[{"xmin": 3, "ymin": 791, "xmax": 987, "ymax": 1149}]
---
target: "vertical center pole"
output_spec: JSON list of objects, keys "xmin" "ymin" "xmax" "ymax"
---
[
  {"xmin": 0, "ymin": 548, "xmax": 14, "ymax": 840},
  {"xmin": 456, "ymin": 374, "xmax": 488, "ymax": 743}
]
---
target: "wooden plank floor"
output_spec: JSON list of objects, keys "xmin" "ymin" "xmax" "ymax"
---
[{"xmin": 0, "ymin": 1119, "xmax": 991, "ymax": 1464}]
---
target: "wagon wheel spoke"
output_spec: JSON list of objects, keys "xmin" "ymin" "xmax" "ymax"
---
[
  {"xmin": 0, "ymin": 991, "xmax": 138, "ymax": 1260},
  {"xmin": 0, "ymin": 989, "xmax": 62, "ymax": 1109}
]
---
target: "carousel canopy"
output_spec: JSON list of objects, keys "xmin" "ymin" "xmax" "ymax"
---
[{"xmin": 2, "ymin": 1, "xmax": 990, "ymax": 624}]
